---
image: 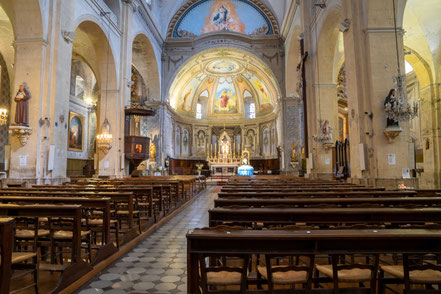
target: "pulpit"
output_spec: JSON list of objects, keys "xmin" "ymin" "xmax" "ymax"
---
[{"xmin": 124, "ymin": 104, "xmax": 155, "ymax": 174}]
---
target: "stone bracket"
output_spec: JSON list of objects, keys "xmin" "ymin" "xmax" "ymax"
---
[
  {"xmin": 384, "ymin": 126, "xmax": 402, "ymax": 144},
  {"xmin": 9, "ymin": 125, "xmax": 32, "ymax": 146}
]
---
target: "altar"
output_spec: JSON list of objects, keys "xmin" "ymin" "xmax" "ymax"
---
[
  {"xmin": 207, "ymin": 130, "xmax": 240, "ymax": 176},
  {"xmin": 210, "ymin": 164, "xmax": 238, "ymax": 176}
]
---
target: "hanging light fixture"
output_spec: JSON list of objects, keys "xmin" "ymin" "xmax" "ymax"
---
[
  {"xmin": 384, "ymin": 0, "xmax": 418, "ymax": 122},
  {"xmin": 96, "ymin": 11, "xmax": 113, "ymax": 154},
  {"xmin": 0, "ymin": 108, "xmax": 8, "ymax": 126}
]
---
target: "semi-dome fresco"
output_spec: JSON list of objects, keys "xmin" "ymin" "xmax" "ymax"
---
[
  {"xmin": 168, "ymin": 0, "xmax": 279, "ymax": 38},
  {"xmin": 168, "ymin": 48, "xmax": 280, "ymax": 119}
]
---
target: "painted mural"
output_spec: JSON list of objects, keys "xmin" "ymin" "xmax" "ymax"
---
[
  {"xmin": 168, "ymin": 48, "xmax": 281, "ymax": 118},
  {"xmin": 246, "ymin": 71, "xmax": 272, "ymax": 110},
  {"xmin": 214, "ymin": 80, "xmax": 238, "ymax": 114},
  {"xmin": 173, "ymin": 0, "xmax": 273, "ymax": 38},
  {"xmin": 178, "ymin": 77, "xmax": 201, "ymax": 112}
]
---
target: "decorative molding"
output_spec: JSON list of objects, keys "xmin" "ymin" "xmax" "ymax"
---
[
  {"xmin": 262, "ymin": 52, "xmax": 279, "ymax": 65},
  {"xmin": 9, "ymin": 126, "xmax": 32, "ymax": 146},
  {"xmin": 13, "ymin": 38, "xmax": 48, "ymax": 47},
  {"xmin": 365, "ymin": 28, "xmax": 404, "ymax": 34},
  {"xmin": 61, "ymin": 30, "xmax": 76, "ymax": 43},
  {"xmin": 166, "ymin": 0, "xmax": 280, "ymax": 39}
]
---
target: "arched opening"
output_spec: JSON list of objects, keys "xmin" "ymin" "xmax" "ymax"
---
[
  {"xmin": 402, "ymin": 0, "xmax": 441, "ymax": 187},
  {"xmin": 67, "ymin": 20, "xmax": 117, "ymax": 177},
  {"xmin": 129, "ymin": 33, "xmax": 161, "ymax": 173},
  {"xmin": 0, "ymin": 5, "xmax": 13, "ymax": 172}
]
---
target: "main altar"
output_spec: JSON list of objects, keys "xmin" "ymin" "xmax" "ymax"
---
[{"xmin": 207, "ymin": 130, "xmax": 241, "ymax": 175}]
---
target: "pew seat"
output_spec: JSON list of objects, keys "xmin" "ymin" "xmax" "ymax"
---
[
  {"xmin": 53, "ymin": 229, "xmax": 91, "ymax": 239},
  {"xmin": 257, "ymin": 265, "xmax": 308, "ymax": 284},
  {"xmin": 15, "ymin": 229, "xmax": 50, "ymax": 238},
  {"xmin": 11, "ymin": 252, "xmax": 37, "ymax": 264},
  {"xmin": 206, "ymin": 271, "xmax": 243, "ymax": 285},
  {"xmin": 381, "ymin": 265, "xmax": 441, "ymax": 283},
  {"xmin": 315, "ymin": 264, "xmax": 373, "ymax": 282}
]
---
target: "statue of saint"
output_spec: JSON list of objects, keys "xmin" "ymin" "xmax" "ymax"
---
[
  {"xmin": 384, "ymin": 89, "xmax": 399, "ymax": 127},
  {"xmin": 149, "ymin": 143, "xmax": 156, "ymax": 162},
  {"xmin": 14, "ymin": 84, "xmax": 31, "ymax": 126},
  {"xmin": 291, "ymin": 144, "xmax": 297, "ymax": 161}
]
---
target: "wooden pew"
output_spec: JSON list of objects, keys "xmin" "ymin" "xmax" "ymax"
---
[
  {"xmin": 0, "ymin": 197, "xmax": 111, "ymax": 244},
  {"xmin": 220, "ymin": 187, "xmax": 385, "ymax": 193},
  {"xmin": 0, "ymin": 204, "xmax": 82, "ymax": 263},
  {"xmin": 208, "ymin": 207, "xmax": 441, "ymax": 227},
  {"xmin": 0, "ymin": 218, "xmax": 14, "ymax": 294},
  {"xmin": 217, "ymin": 190, "xmax": 416, "ymax": 198},
  {"xmin": 0, "ymin": 190, "xmax": 135, "ymax": 229},
  {"xmin": 214, "ymin": 196, "xmax": 441, "ymax": 208},
  {"xmin": 186, "ymin": 228, "xmax": 441, "ymax": 293}
]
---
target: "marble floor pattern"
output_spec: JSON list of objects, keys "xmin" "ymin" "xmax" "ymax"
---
[{"xmin": 76, "ymin": 186, "xmax": 218, "ymax": 294}]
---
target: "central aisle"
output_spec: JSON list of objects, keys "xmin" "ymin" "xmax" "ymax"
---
[{"xmin": 77, "ymin": 186, "xmax": 218, "ymax": 294}]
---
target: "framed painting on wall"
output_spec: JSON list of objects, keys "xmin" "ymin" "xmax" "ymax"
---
[{"xmin": 68, "ymin": 111, "xmax": 84, "ymax": 152}]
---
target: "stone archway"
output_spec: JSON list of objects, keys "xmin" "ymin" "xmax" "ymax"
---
[{"xmin": 71, "ymin": 20, "xmax": 119, "ymax": 177}]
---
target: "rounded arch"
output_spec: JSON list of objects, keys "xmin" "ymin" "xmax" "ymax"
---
[
  {"xmin": 72, "ymin": 20, "xmax": 117, "ymax": 93},
  {"xmin": 0, "ymin": 0, "xmax": 43, "ymax": 40},
  {"xmin": 167, "ymin": 47, "xmax": 282, "ymax": 121},
  {"xmin": 166, "ymin": 0, "xmax": 280, "ymax": 38},
  {"xmin": 285, "ymin": 25, "xmax": 302, "ymax": 97},
  {"xmin": 316, "ymin": 5, "xmax": 344, "ymax": 84},
  {"xmin": 404, "ymin": 46, "xmax": 434, "ymax": 90},
  {"xmin": 131, "ymin": 33, "xmax": 161, "ymax": 100}
]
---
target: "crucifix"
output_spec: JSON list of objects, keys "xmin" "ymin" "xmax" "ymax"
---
[{"xmin": 299, "ymin": 38, "xmax": 309, "ymax": 158}]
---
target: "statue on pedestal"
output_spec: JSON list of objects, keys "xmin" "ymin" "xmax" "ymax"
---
[
  {"xmin": 14, "ymin": 84, "xmax": 31, "ymax": 126},
  {"xmin": 384, "ymin": 89, "xmax": 399, "ymax": 127}
]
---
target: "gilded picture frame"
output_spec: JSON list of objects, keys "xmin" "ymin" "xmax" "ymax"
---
[{"xmin": 68, "ymin": 111, "xmax": 84, "ymax": 152}]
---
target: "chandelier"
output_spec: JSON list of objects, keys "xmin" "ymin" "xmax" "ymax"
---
[
  {"xmin": 96, "ymin": 12, "xmax": 113, "ymax": 155},
  {"xmin": 384, "ymin": 0, "xmax": 418, "ymax": 122},
  {"xmin": 384, "ymin": 75, "xmax": 418, "ymax": 122},
  {"xmin": 0, "ymin": 108, "xmax": 8, "ymax": 126},
  {"xmin": 96, "ymin": 118, "xmax": 112, "ymax": 154}
]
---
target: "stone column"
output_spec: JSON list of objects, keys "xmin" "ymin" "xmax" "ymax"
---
[
  {"xmin": 342, "ymin": 0, "xmax": 412, "ymax": 188},
  {"xmin": 419, "ymin": 84, "xmax": 441, "ymax": 188},
  {"xmin": 8, "ymin": 39, "xmax": 48, "ymax": 182},
  {"xmin": 44, "ymin": 0, "xmax": 76, "ymax": 183}
]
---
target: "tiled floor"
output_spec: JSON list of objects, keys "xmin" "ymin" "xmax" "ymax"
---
[{"xmin": 76, "ymin": 186, "xmax": 217, "ymax": 294}]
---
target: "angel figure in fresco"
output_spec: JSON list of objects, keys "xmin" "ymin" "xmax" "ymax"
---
[
  {"xmin": 180, "ymin": 88, "xmax": 192, "ymax": 111},
  {"xmin": 219, "ymin": 90, "xmax": 230, "ymax": 108}
]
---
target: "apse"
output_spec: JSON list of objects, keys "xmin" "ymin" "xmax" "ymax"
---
[{"xmin": 168, "ymin": 47, "xmax": 280, "ymax": 121}]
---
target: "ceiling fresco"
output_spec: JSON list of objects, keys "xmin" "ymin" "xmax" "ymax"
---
[
  {"xmin": 168, "ymin": 48, "xmax": 280, "ymax": 119},
  {"xmin": 171, "ymin": 0, "xmax": 275, "ymax": 38}
]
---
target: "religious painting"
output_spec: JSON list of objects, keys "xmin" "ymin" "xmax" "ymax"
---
[
  {"xmin": 248, "ymin": 73, "xmax": 272, "ymax": 111},
  {"xmin": 177, "ymin": 77, "xmax": 200, "ymax": 112},
  {"xmin": 182, "ymin": 129, "xmax": 189, "ymax": 154},
  {"xmin": 68, "ymin": 112, "xmax": 84, "ymax": 152},
  {"xmin": 206, "ymin": 59, "xmax": 241, "ymax": 74},
  {"xmin": 173, "ymin": 0, "xmax": 273, "ymax": 38},
  {"xmin": 175, "ymin": 127, "xmax": 181, "ymax": 155},
  {"xmin": 214, "ymin": 80, "xmax": 238, "ymax": 114},
  {"xmin": 135, "ymin": 144, "xmax": 143, "ymax": 153},
  {"xmin": 262, "ymin": 127, "xmax": 270, "ymax": 155}
]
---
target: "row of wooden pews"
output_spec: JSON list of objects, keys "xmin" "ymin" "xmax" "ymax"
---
[
  {"xmin": 187, "ymin": 176, "xmax": 441, "ymax": 293},
  {"xmin": 0, "ymin": 175, "xmax": 205, "ymax": 294}
]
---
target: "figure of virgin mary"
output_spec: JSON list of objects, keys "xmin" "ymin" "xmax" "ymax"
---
[{"xmin": 14, "ymin": 84, "xmax": 31, "ymax": 126}]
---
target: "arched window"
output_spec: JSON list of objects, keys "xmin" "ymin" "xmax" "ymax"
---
[
  {"xmin": 249, "ymin": 103, "xmax": 256, "ymax": 118},
  {"xmin": 196, "ymin": 103, "xmax": 202, "ymax": 119}
]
